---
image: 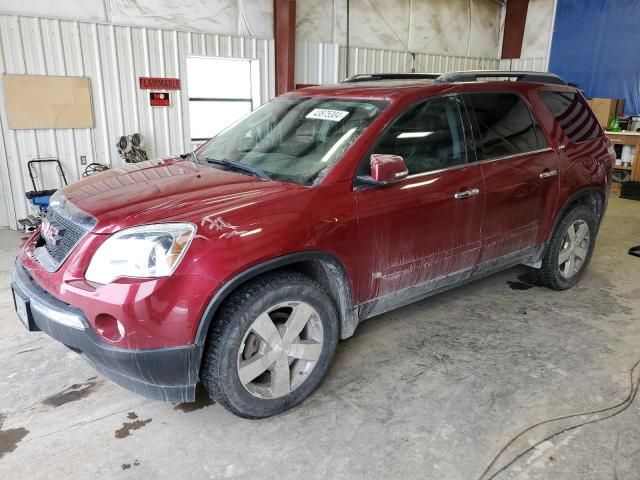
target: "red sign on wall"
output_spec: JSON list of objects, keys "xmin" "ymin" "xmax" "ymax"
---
[
  {"xmin": 139, "ymin": 77, "xmax": 181, "ymax": 90},
  {"xmin": 149, "ymin": 92, "xmax": 170, "ymax": 107}
]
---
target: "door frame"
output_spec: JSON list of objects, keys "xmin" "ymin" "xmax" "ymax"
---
[
  {"xmin": 351, "ymin": 93, "xmax": 485, "ymax": 315},
  {"xmin": 459, "ymin": 89, "xmax": 560, "ymax": 271},
  {"xmin": 353, "ymin": 92, "xmax": 477, "ymax": 188}
]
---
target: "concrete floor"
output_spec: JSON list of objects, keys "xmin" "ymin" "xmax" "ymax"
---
[{"xmin": 1, "ymin": 196, "xmax": 640, "ymax": 480}]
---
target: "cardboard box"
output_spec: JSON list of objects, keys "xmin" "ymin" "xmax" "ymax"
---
[{"xmin": 587, "ymin": 98, "xmax": 624, "ymax": 128}]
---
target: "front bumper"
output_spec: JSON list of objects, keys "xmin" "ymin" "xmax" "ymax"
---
[{"xmin": 11, "ymin": 259, "xmax": 200, "ymax": 402}]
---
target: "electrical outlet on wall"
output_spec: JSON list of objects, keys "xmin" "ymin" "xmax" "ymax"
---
[{"xmin": 80, "ymin": 155, "xmax": 87, "ymax": 165}]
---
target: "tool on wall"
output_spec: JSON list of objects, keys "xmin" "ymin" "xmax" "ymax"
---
[
  {"xmin": 116, "ymin": 133, "xmax": 148, "ymax": 163},
  {"xmin": 82, "ymin": 162, "xmax": 110, "ymax": 177}
]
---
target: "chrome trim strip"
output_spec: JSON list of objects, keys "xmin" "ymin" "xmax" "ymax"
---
[
  {"xmin": 362, "ymin": 145, "xmax": 554, "ymax": 185},
  {"xmin": 405, "ymin": 161, "xmax": 478, "ymax": 180},
  {"xmin": 30, "ymin": 299, "xmax": 86, "ymax": 330},
  {"xmin": 476, "ymin": 147, "xmax": 553, "ymax": 165}
]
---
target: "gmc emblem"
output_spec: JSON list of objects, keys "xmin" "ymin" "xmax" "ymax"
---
[{"xmin": 41, "ymin": 218, "xmax": 60, "ymax": 246}]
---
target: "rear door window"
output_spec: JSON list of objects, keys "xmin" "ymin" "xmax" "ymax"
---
[
  {"xmin": 538, "ymin": 91, "xmax": 602, "ymax": 144},
  {"xmin": 464, "ymin": 92, "xmax": 547, "ymax": 161}
]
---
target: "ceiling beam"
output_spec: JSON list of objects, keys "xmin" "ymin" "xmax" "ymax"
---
[
  {"xmin": 501, "ymin": 0, "xmax": 529, "ymax": 59},
  {"xmin": 274, "ymin": 0, "xmax": 296, "ymax": 96}
]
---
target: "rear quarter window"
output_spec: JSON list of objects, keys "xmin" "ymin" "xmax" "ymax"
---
[{"xmin": 538, "ymin": 91, "xmax": 602, "ymax": 144}]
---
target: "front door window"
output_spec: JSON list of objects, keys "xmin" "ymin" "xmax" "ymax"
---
[{"xmin": 372, "ymin": 96, "xmax": 467, "ymax": 175}]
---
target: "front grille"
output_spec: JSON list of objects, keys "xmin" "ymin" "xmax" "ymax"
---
[
  {"xmin": 43, "ymin": 207, "xmax": 90, "ymax": 264},
  {"xmin": 34, "ymin": 198, "xmax": 96, "ymax": 272}
]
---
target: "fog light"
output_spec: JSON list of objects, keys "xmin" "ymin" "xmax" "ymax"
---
[{"xmin": 94, "ymin": 313, "xmax": 125, "ymax": 342}]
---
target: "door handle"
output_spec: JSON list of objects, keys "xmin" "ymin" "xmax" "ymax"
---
[
  {"xmin": 454, "ymin": 188, "xmax": 480, "ymax": 199},
  {"xmin": 539, "ymin": 170, "xmax": 558, "ymax": 179}
]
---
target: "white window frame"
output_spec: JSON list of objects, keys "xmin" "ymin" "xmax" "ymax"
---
[{"xmin": 186, "ymin": 55, "xmax": 261, "ymax": 146}]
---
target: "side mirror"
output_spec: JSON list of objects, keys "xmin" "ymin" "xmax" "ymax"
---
[{"xmin": 358, "ymin": 154, "xmax": 409, "ymax": 186}]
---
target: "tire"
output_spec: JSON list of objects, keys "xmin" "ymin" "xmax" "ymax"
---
[
  {"xmin": 201, "ymin": 271, "xmax": 339, "ymax": 418},
  {"xmin": 536, "ymin": 205, "xmax": 598, "ymax": 290}
]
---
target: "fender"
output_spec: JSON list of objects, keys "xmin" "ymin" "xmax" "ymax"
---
[{"xmin": 193, "ymin": 251, "xmax": 358, "ymax": 351}]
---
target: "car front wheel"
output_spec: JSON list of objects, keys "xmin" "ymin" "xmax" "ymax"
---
[{"xmin": 201, "ymin": 271, "xmax": 339, "ymax": 418}]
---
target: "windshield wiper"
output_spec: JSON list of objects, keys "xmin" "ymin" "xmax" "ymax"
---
[{"xmin": 204, "ymin": 158, "xmax": 271, "ymax": 180}]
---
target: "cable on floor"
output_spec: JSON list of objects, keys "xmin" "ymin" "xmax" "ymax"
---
[{"xmin": 477, "ymin": 357, "xmax": 640, "ymax": 480}]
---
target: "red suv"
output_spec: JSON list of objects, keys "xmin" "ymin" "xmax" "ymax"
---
[{"xmin": 12, "ymin": 71, "xmax": 613, "ymax": 418}]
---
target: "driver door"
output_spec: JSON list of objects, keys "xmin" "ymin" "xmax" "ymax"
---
[{"xmin": 354, "ymin": 95, "xmax": 484, "ymax": 312}]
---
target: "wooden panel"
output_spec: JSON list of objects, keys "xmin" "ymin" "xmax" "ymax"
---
[{"xmin": 3, "ymin": 74, "xmax": 94, "ymax": 129}]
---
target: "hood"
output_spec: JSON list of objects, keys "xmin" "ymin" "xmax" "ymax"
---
[{"xmin": 62, "ymin": 158, "xmax": 305, "ymax": 234}]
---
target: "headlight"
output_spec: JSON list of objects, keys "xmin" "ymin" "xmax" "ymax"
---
[{"xmin": 85, "ymin": 223, "xmax": 196, "ymax": 284}]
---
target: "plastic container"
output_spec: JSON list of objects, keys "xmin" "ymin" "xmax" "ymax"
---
[{"xmin": 621, "ymin": 145, "xmax": 634, "ymax": 163}]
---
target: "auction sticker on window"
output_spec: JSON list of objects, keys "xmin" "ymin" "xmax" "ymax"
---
[{"xmin": 306, "ymin": 109, "xmax": 350, "ymax": 122}]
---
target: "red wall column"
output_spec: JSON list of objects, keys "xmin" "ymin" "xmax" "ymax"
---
[
  {"xmin": 274, "ymin": 0, "xmax": 296, "ymax": 96},
  {"xmin": 501, "ymin": 0, "xmax": 529, "ymax": 59}
]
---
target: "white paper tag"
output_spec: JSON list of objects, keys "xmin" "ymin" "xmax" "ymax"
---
[{"xmin": 306, "ymin": 108, "xmax": 350, "ymax": 122}]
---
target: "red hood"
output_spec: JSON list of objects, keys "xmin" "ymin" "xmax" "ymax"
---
[{"xmin": 62, "ymin": 158, "xmax": 305, "ymax": 234}]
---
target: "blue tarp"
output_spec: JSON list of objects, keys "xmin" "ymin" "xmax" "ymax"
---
[{"xmin": 549, "ymin": 0, "xmax": 640, "ymax": 115}]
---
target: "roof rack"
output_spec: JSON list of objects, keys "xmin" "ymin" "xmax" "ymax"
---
[
  {"xmin": 342, "ymin": 73, "xmax": 441, "ymax": 83},
  {"xmin": 435, "ymin": 70, "xmax": 567, "ymax": 86}
]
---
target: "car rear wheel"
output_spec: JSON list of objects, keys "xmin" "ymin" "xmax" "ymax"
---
[
  {"xmin": 201, "ymin": 271, "xmax": 339, "ymax": 418},
  {"xmin": 536, "ymin": 205, "xmax": 597, "ymax": 290}
]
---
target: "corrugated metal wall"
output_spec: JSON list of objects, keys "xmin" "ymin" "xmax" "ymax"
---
[
  {"xmin": 499, "ymin": 57, "xmax": 548, "ymax": 72},
  {"xmin": 0, "ymin": 14, "xmax": 275, "ymax": 228},
  {"xmin": 295, "ymin": 41, "xmax": 502, "ymax": 85},
  {"xmin": 0, "ymin": 12, "xmax": 546, "ymax": 230}
]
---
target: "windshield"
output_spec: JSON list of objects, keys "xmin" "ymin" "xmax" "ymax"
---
[{"xmin": 195, "ymin": 97, "xmax": 386, "ymax": 185}]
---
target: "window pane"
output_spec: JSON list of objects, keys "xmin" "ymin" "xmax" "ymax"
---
[
  {"xmin": 533, "ymin": 123, "xmax": 549, "ymax": 150},
  {"xmin": 539, "ymin": 92, "xmax": 601, "ymax": 144},
  {"xmin": 466, "ymin": 93, "xmax": 540, "ymax": 160},
  {"xmin": 189, "ymin": 101, "xmax": 252, "ymax": 140},
  {"xmin": 374, "ymin": 97, "xmax": 466, "ymax": 174},
  {"xmin": 186, "ymin": 57, "xmax": 252, "ymax": 99}
]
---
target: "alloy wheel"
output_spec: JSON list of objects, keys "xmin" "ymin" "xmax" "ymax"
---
[
  {"xmin": 558, "ymin": 219, "xmax": 590, "ymax": 279},
  {"xmin": 237, "ymin": 301, "xmax": 324, "ymax": 399}
]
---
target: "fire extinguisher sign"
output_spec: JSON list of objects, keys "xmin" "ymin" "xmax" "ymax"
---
[{"xmin": 149, "ymin": 92, "xmax": 170, "ymax": 107}]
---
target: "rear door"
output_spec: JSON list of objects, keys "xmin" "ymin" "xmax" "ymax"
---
[
  {"xmin": 463, "ymin": 92, "xmax": 559, "ymax": 269},
  {"xmin": 354, "ymin": 95, "xmax": 484, "ymax": 310}
]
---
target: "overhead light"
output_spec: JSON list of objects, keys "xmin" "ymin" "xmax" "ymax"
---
[{"xmin": 397, "ymin": 131, "xmax": 433, "ymax": 139}]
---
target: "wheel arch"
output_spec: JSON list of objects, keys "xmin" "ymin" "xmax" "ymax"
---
[
  {"xmin": 194, "ymin": 251, "xmax": 359, "ymax": 350},
  {"xmin": 554, "ymin": 188, "xmax": 605, "ymax": 232},
  {"xmin": 538, "ymin": 187, "xmax": 605, "ymax": 261}
]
